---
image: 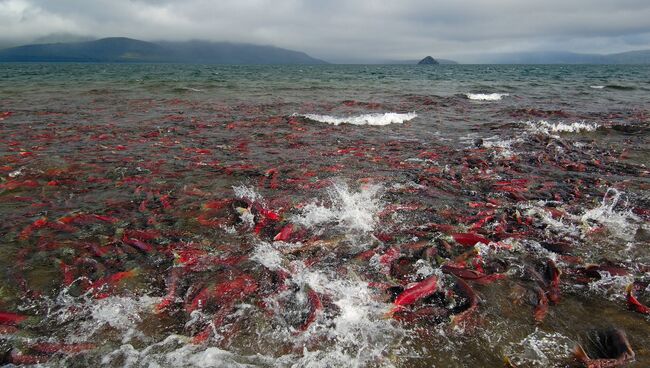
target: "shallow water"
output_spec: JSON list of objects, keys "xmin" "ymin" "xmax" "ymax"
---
[{"xmin": 0, "ymin": 63, "xmax": 649, "ymax": 367}]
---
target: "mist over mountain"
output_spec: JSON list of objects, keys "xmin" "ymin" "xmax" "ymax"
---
[
  {"xmin": 0, "ymin": 37, "xmax": 327, "ymax": 64},
  {"xmin": 32, "ymin": 33, "xmax": 97, "ymax": 45},
  {"xmin": 472, "ymin": 50, "xmax": 650, "ymax": 64},
  {"xmin": 2, "ymin": 37, "xmax": 650, "ymax": 64}
]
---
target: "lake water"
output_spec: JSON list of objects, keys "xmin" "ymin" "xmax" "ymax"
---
[{"xmin": 0, "ymin": 63, "xmax": 649, "ymax": 367}]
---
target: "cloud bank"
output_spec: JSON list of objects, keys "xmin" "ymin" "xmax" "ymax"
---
[{"xmin": 2, "ymin": 0, "xmax": 650, "ymax": 62}]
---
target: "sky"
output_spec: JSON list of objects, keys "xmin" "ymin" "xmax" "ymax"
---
[{"xmin": 2, "ymin": 0, "xmax": 650, "ymax": 62}]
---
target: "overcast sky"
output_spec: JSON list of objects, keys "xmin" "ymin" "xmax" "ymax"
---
[{"xmin": 2, "ymin": 0, "xmax": 650, "ymax": 62}]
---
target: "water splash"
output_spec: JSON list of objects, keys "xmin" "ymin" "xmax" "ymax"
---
[
  {"xmin": 233, "ymin": 184, "xmax": 264, "ymax": 203},
  {"xmin": 49, "ymin": 293, "xmax": 160, "ymax": 344},
  {"xmin": 291, "ymin": 182, "xmax": 383, "ymax": 234},
  {"xmin": 581, "ymin": 188, "xmax": 641, "ymax": 242}
]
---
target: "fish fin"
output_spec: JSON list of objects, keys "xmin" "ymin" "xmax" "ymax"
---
[
  {"xmin": 625, "ymin": 283, "xmax": 633, "ymax": 294},
  {"xmin": 573, "ymin": 344, "xmax": 590, "ymax": 363},
  {"xmin": 503, "ymin": 355, "xmax": 518, "ymax": 368}
]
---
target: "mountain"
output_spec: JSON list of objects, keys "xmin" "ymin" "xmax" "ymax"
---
[
  {"xmin": 0, "ymin": 37, "xmax": 327, "ymax": 64},
  {"xmin": 476, "ymin": 49, "xmax": 650, "ymax": 64}
]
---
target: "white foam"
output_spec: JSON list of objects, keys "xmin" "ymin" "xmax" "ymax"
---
[
  {"xmin": 523, "ymin": 120, "xmax": 599, "ymax": 135},
  {"xmin": 466, "ymin": 93, "xmax": 508, "ymax": 101},
  {"xmin": 590, "ymin": 85, "xmax": 605, "ymax": 89},
  {"xmin": 251, "ymin": 241, "xmax": 287, "ymax": 272},
  {"xmin": 504, "ymin": 329, "xmax": 574, "ymax": 367},
  {"xmin": 586, "ymin": 272, "xmax": 634, "ymax": 301},
  {"xmin": 521, "ymin": 203, "xmax": 581, "ymax": 239},
  {"xmin": 232, "ymin": 184, "xmax": 263, "ymax": 203},
  {"xmin": 8, "ymin": 167, "xmax": 24, "ymax": 178},
  {"xmin": 291, "ymin": 182, "xmax": 383, "ymax": 233},
  {"xmin": 414, "ymin": 259, "xmax": 435, "ymax": 279},
  {"xmin": 50, "ymin": 294, "xmax": 160, "ymax": 344},
  {"xmin": 297, "ymin": 112, "xmax": 417, "ymax": 126},
  {"xmin": 481, "ymin": 136, "xmax": 522, "ymax": 159},
  {"xmin": 101, "ymin": 335, "xmax": 266, "ymax": 367}
]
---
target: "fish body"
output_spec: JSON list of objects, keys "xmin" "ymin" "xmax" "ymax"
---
[
  {"xmin": 533, "ymin": 286, "xmax": 549, "ymax": 324},
  {"xmin": 297, "ymin": 289, "xmax": 322, "ymax": 332},
  {"xmin": 626, "ymin": 283, "xmax": 650, "ymax": 315},
  {"xmin": 452, "ymin": 233, "xmax": 490, "ymax": 247},
  {"xmin": 391, "ymin": 275, "xmax": 438, "ymax": 314},
  {"xmin": 451, "ymin": 276, "xmax": 479, "ymax": 325},
  {"xmin": 0, "ymin": 312, "xmax": 27, "ymax": 326},
  {"xmin": 274, "ymin": 224, "xmax": 294, "ymax": 242}
]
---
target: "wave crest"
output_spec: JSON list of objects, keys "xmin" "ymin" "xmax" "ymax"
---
[
  {"xmin": 523, "ymin": 120, "xmax": 599, "ymax": 134},
  {"xmin": 296, "ymin": 112, "xmax": 417, "ymax": 126},
  {"xmin": 466, "ymin": 93, "xmax": 509, "ymax": 101}
]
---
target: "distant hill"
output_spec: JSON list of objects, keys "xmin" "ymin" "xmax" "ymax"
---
[
  {"xmin": 478, "ymin": 49, "xmax": 650, "ymax": 64},
  {"xmin": 0, "ymin": 37, "xmax": 327, "ymax": 64}
]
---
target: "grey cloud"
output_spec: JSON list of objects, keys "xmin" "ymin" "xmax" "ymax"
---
[{"xmin": 1, "ymin": 0, "xmax": 650, "ymax": 62}]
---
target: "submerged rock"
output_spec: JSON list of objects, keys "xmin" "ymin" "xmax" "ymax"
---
[{"xmin": 417, "ymin": 56, "xmax": 439, "ymax": 65}]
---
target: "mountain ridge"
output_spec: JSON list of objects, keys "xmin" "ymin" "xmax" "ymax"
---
[{"xmin": 0, "ymin": 37, "xmax": 328, "ymax": 64}]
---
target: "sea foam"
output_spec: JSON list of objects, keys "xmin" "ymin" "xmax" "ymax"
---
[
  {"xmin": 466, "ymin": 93, "xmax": 509, "ymax": 101},
  {"xmin": 297, "ymin": 112, "xmax": 417, "ymax": 126}
]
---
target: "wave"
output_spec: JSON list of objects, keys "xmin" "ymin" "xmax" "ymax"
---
[
  {"xmin": 172, "ymin": 86, "xmax": 204, "ymax": 93},
  {"xmin": 465, "ymin": 93, "xmax": 509, "ymax": 101},
  {"xmin": 589, "ymin": 85, "xmax": 605, "ymax": 89},
  {"xmin": 605, "ymin": 84, "xmax": 636, "ymax": 91},
  {"xmin": 523, "ymin": 120, "xmax": 599, "ymax": 135},
  {"xmin": 296, "ymin": 112, "xmax": 417, "ymax": 126}
]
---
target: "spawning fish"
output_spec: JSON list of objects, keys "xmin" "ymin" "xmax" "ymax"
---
[{"xmin": 390, "ymin": 275, "xmax": 438, "ymax": 315}]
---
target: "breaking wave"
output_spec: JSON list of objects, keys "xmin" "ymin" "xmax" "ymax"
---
[
  {"xmin": 523, "ymin": 120, "xmax": 599, "ymax": 134},
  {"xmin": 465, "ymin": 93, "xmax": 509, "ymax": 101},
  {"xmin": 605, "ymin": 84, "xmax": 636, "ymax": 91},
  {"xmin": 297, "ymin": 112, "xmax": 417, "ymax": 126}
]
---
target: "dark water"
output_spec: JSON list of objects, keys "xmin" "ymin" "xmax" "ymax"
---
[{"xmin": 0, "ymin": 63, "xmax": 649, "ymax": 367}]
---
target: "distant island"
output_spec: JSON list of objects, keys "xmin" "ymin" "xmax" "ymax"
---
[
  {"xmin": 417, "ymin": 56, "xmax": 439, "ymax": 65},
  {"xmin": 0, "ymin": 37, "xmax": 327, "ymax": 64}
]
